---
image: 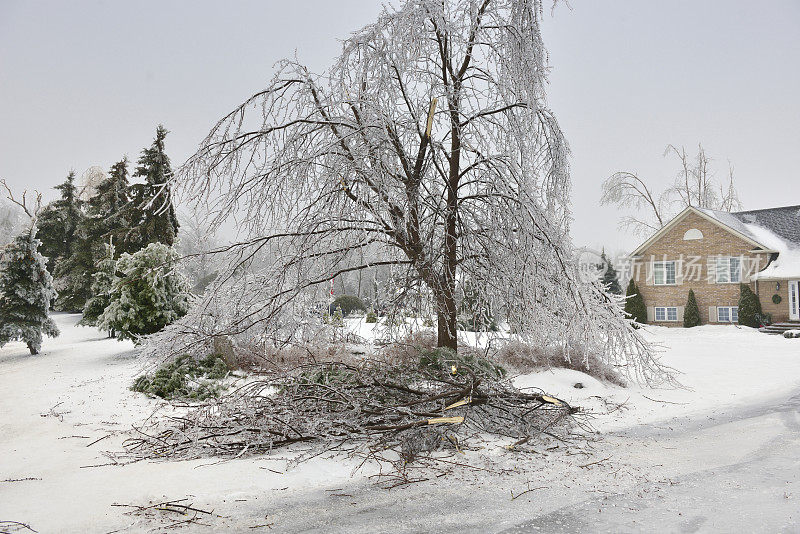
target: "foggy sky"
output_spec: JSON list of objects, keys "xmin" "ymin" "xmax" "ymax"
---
[{"xmin": 1, "ymin": 0, "xmax": 798, "ymax": 253}]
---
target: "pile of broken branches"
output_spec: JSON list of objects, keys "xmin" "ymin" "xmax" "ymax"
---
[{"xmin": 123, "ymin": 357, "xmax": 579, "ymax": 465}]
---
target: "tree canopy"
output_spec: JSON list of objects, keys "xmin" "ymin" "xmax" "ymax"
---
[{"xmin": 149, "ymin": 0, "xmax": 666, "ymax": 384}]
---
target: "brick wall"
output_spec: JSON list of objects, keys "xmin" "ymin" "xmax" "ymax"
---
[
  {"xmin": 756, "ymin": 279, "xmax": 791, "ymax": 323},
  {"xmin": 632, "ymin": 211, "xmax": 780, "ymax": 325}
]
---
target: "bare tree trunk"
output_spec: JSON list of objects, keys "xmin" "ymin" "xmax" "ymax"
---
[
  {"xmin": 437, "ymin": 305, "xmax": 457, "ymax": 350},
  {"xmin": 27, "ymin": 343, "xmax": 38, "ymax": 355},
  {"xmin": 438, "ymin": 79, "xmax": 461, "ymax": 351}
]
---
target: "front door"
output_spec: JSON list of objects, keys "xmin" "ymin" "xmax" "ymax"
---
[{"xmin": 790, "ymin": 280, "xmax": 800, "ymax": 321}]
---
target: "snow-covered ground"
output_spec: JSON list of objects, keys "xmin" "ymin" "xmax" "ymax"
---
[
  {"xmin": 1, "ymin": 314, "xmax": 799, "ymax": 532},
  {"xmin": 517, "ymin": 324, "xmax": 800, "ymax": 432}
]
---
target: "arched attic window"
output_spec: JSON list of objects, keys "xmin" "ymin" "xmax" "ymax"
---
[{"xmin": 683, "ymin": 228, "xmax": 703, "ymax": 240}]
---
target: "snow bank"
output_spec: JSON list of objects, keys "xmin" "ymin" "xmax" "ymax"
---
[{"xmin": 520, "ymin": 324, "xmax": 800, "ymax": 432}]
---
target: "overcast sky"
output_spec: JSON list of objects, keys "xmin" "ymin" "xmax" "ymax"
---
[{"xmin": 1, "ymin": 0, "xmax": 798, "ymax": 253}]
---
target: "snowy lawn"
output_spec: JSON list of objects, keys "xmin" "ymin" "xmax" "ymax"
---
[
  {"xmin": 515, "ymin": 324, "xmax": 800, "ymax": 432},
  {"xmin": 1, "ymin": 314, "xmax": 799, "ymax": 532}
]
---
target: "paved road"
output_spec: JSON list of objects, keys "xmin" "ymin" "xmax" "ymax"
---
[{"xmin": 252, "ymin": 390, "xmax": 800, "ymax": 533}]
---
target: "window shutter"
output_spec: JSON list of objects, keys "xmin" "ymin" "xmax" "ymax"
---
[
  {"xmin": 677, "ymin": 306, "xmax": 685, "ymax": 322},
  {"xmin": 675, "ymin": 259, "xmax": 684, "ymax": 285},
  {"xmin": 647, "ymin": 307, "xmax": 655, "ymax": 322},
  {"xmin": 644, "ymin": 263, "xmax": 653, "ymax": 286},
  {"xmin": 708, "ymin": 306, "xmax": 717, "ymax": 323},
  {"xmin": 741, "ymin": 260, "xmax": 750, "ymax": 283}
]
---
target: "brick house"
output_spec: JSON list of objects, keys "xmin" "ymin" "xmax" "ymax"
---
[{"xmin": 628, "ymin": 205, "xmax": 800, "ymax": 326}]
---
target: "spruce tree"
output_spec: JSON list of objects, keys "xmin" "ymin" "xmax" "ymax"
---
[
  {"xmin": 684, "ymin": 289, "xmax": 701, "ymax": 328},
  {"xmin": 599, "ymin": 251, "xmax": 622, "ymax": 295},
  {"xmin": 98, "ymin": 242, "xmax": 189, "ymax": 342},
  {"xmin": 35, "ymin": 172, "xmax": 94, "ymax": 311},
  {"xmin": 128, "ymin": 126, "xmax": 180, "ymax": 250},
  {"xmin": 79, "ymin": 241, "xmax": 118, "ymax": 334},
  {"xmin": 37, "ymin": 171, "xmax": 85, "ymax": 273},
  {"xmin": 0, "ymin": 226, "xmax": 60, "ymax": 354},
  {"xmin": 85, "ymin": 157, "xmax": 134, "ymax": 254},
  {"xmin": 624, "ymin": 279, "xmax": 647, "ymax": 325},
  {"xmin": 738, "ymin": 283, "xmax": 763, "ymax": 328}
]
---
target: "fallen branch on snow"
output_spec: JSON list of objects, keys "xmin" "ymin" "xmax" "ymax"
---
[{"xmin": 120, "ymin": 358, "xmax": 580, "ymax": 476}]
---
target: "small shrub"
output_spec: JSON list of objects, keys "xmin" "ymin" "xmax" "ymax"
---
[
  {"xmin": 422, "ymin": 316, "xmax": 435, "ymax": 328},
  {"xmin": 131, "ymin": 354, "xmax": 229, "ymax": 400},
  {"xmin": 624, "ymin": 279, "xmax": 647, "ymax": 325},
  {"xmin": 365, "ymin": 309, "xmax": 378, "ymax": 323},
  {"xmin": 684, "ymin": 289, "xmax": 701, "ymax": 328},
  {"xmin": 331, "ymin": 306, "xmax": 345, "ymax": 327},
  {"xmin": 738, "ymin": 283, "xmax": 763, "ymax": 328},
  {"xmin": 330, "ymin": 295, "xmax": 367, "ymax": 316}
]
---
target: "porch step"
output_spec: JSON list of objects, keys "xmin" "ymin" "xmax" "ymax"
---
[{"xmin": 759, "ymin": 322, "xmax": 800, "ymax": 335}]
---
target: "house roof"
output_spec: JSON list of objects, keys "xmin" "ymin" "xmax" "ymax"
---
[
  {"xmin": 629, "ymin": 206, "xmax": 771, "ymax": 257},
  {"xmin": 728, "ymin": 205, "xmax": 800, "ymax": 247},
  {"xmin": 629, "ymin": 204, "xmax": 800, "ymax": 280}
]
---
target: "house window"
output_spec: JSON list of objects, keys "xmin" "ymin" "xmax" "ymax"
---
[
  {"xmin": 654, "ymin": 261, "xmax": 676, "ymax": 285},
  {"xmin": 655, "ymin": 306, "xmax": 678, "ymax": 322},
  {"xmin": 716, "ymin": 256, "xmax": 741, "ymax": 283},
  {"xmin": 717, "ymin": 306, "xmax": 739, "ymax": 323},
  {"xmin": 683, "ymin": 228, "xmax": 703, "ymax": 240}
]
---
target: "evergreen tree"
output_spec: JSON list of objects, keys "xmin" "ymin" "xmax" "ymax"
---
[
  {"xmin": 51, "ymin": 241, "xmax": 95, "ymax": 312},
  {"xmin": 0, "ymin": 226, "xmax": 60, "ymax": 354},
  {"xmin": 37, "ymin": 171, "xmax": 85, "ymax": 272},
  {"xmin": 684, "ymin": 289, "xmax": 701, "ymax": 328},
  {"xmin": 79, "ymin": 241, "xmax": 118, "ymax": 334},
  {"xmin": 85, "ymin": 157, "xmax": 134, "ymax": 254},
  {"xmin": 34, "ymin": 172, "xmax": 92, "ymax": 311},
  {"xmin": 624, "ymin": 279, "xmax": 647, "ymax": 325},
  {"xmin": 98, "ymin": 242, "xmax": 189, "ymax": 342},
  {"xmin": 599, "ymin": 251, "xmax": 622, "ymax": 295},
  {"xmin": 738, "ymin": 283, "xmax": 763, "ymax": 328},
  {"xmin": 128, "ymin": 126, "xmax": 179, "ymax": 250}
]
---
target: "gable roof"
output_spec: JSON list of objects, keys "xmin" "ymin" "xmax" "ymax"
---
[
  {"xmin": 629, "ymin": 206, "xmax": 772, "ymax": 257},
  {"xmin": 629, "ymin": 204, "xmax": 800, "ymax": 280}
]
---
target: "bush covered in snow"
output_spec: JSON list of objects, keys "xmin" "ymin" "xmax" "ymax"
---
[
  {"xmin": 0, "ymin": 227, "xmax": 59, "ymax": 354},
  {"xmin": 98, "ymin": 243, "xmax": 189, "ymax": 342}
]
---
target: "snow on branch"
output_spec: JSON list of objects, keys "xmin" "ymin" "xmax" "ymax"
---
[{"xmin": 150, "ymin": 0, "xmax": 672, "ymax": 385}]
